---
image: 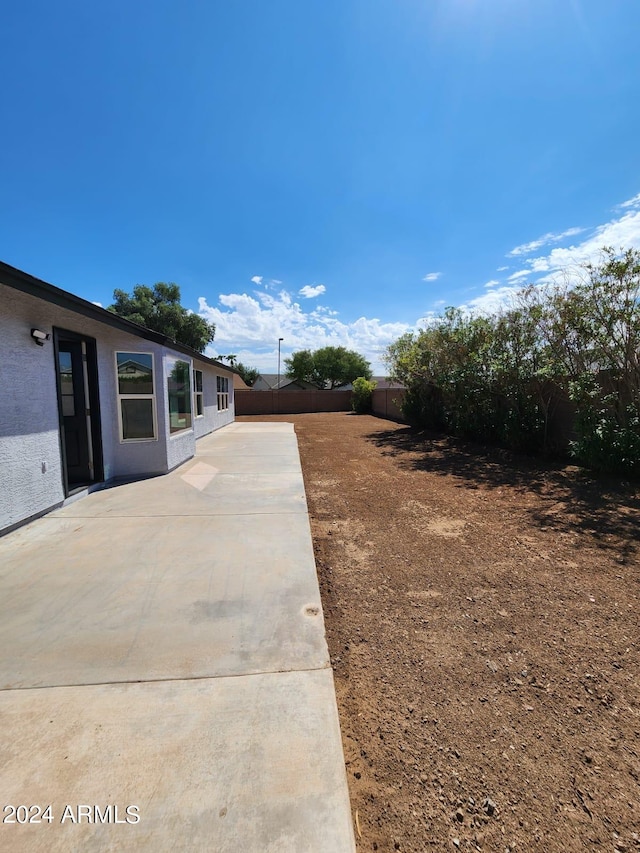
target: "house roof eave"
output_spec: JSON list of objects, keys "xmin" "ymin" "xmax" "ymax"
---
[{"xmin": 0, "ymin": 260, "xmax": 238, "ymax": 375}]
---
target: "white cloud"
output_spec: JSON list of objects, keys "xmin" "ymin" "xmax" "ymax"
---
[
  {"xmin": 92, "ymin": 301, "xmax": 103, "ymax": 307},
  {"xmin": 422, "ymin": 271, "xmax": 442, "ymax": 282},
  {"xmin": 196, "ymin": 192, "xmax": 640, "ymax": 374},
  {"xmin": 511, "ymin": 209, "xmax": 640, "ymax": 285},
  {"xmin": 459, "ymin": 285, "xmax": 525, "ymax": 316},
  {"xmin": 298, "ymin": 284, "xmax": 326, "ymax": 299},
  {"xmin": 463, "ymin": 193, "xmax": 640, "ymax": 314},
  {"xmin": 508, "ymin": 226, "xmax": 585, "ymax": 258},
  {"xmin": 618, "ymin": 193, "xmax": 640, "ymax": 210},
  {"xmin": 497, "ymin": 265, "xmax": 508, "ymax": 272},
  {"xmin": 507, "ymin": 269, "xmax": 532, "ymax": 282},
  {"xmin": 198, "ymin": 287, "xmax": 411, "ymax": 374}
]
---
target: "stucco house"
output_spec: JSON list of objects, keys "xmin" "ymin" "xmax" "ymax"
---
[{"xmin": 0, "ymin": 261, "xmax": 236, "ymax": 535}]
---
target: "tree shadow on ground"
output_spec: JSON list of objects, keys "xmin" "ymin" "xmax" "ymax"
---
[{"xmin": 366, "ymin": 425, "xmax": 640, "ymax": 563}]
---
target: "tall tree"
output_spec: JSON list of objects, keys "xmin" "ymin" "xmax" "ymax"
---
[
  {"xmin": 285, "ymin": 346, "xmax": 372, "ymax": 389},
  {"xmin": 236, "ymin": 362, "xmax": 260, "ymax": 386},
  {"xmin": 285, "ymin": 349, "xmax": 319, "ymax": 386},
  {"xmin": 108, "ymin": 283, "xmax": 215, "ymax": 353}
]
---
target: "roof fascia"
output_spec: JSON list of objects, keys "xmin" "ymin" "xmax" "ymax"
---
[{"xmin": 0, "ymin": 260, "xmax": 238, "ymax": 374}]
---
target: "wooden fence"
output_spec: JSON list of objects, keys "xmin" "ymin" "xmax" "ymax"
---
[
  {"xmin": 235, "ymin": 387, "xmax": 409, "ymax": 418},
  {"xmin": 371, "ymin": 388, "xmax": 406, "ymax": 421},
  {"xmin": 235, "ymin": 389, "xmax": 352, "ymax": 415}
]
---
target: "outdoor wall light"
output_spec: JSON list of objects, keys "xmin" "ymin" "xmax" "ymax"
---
[{"xmin": 31, "ymin": 328, "xmax": 50, "ymax": 346}]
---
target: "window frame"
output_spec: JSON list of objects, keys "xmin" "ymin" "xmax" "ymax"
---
[
  {"xmin": 193, "ymin": 368, "xmax": 204, "ymax": 418},
  {"xmin": 216, "ymin": 375, "xmax": 230, "ymax": 411},
  {"xmin": 167, "ymin": 356, "xmax": 193, "ymax": 436},
  {"xmin": 115, "ymin": 351, "xmax": 158, "ymax": 443}
]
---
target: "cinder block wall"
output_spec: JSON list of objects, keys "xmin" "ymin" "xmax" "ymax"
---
[
  {"xmin": 235, "ymin": 390, "xmax": 352, "ymax": 415},
  {"xmin": 371, "ymin": 388, "xmax": 406, "ymax": 421}
]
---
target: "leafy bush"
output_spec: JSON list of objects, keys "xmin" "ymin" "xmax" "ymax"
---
[
  {"xmin": 351, "ymin": 377, "xmax": 377, "ymax": 414},
  {"xmin": 385, "ymin": 247, "xmax": 640, "ymax": 475},
  {"xmin": 569, "ymin": 378, "xmax": 640, "ymax": 476}
]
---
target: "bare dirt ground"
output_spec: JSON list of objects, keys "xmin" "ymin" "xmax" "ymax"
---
[{"xmin": 240, "ymin": 412, "xmax": 640, "ymax": 852}]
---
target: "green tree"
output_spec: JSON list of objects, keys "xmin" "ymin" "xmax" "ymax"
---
[
  {"xmin": 284, "ymin": 349, "xmax": 318, "ymax": 386},
  {"xmin": 385, "ymin": 247, "xmax": 640, "ymax": 473},
  {"xmin": 108, "ymin": 283, "xmax": 215, "ymax": 353},
  {"xmin": 285, "ymin": 346, "xmax": 372, "ymax": 389},
  {"xmin": 236, "ymin": 362, "xmax": 260, "ymax": 387},
  {"xmin": 351, "ymin": 377, "xmax": 377, "ymax": 413},
  {"xmin": 525, "ymin": 247, "xmax": 640, "ymax": 473}
]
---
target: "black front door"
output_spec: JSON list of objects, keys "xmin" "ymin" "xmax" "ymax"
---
[
  {"xmin": 54, "ymin": 330, "xmax": 103, "ymax": 494},
  {"xmin": 57, "ymin": 341, "xmax": 92, "ymax": 486}
]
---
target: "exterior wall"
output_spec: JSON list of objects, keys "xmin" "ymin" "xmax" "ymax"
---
[
  {"xmin": 0, "ymin": 283, "xmax": 235, "ymax": 533},
  {"xmin": 193, "ymin": 364, "xmax": 235, "ymax": 439},
  {"xmin": 0, "ymin": 288, "xmax": 66, "ymax": 530},
  {"xmin": 98, "ymin": 334, "xmax": 168, "ymax": 480}
]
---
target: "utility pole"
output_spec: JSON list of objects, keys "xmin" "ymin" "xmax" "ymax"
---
[{"xmin": 277, "ymin": 337, "xmax": 284, "ymax": 390}]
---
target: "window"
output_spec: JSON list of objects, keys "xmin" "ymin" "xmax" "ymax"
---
[
  {"xmin": 193, "ymin": 368, "xmax": 204, "ymax": 417},
  {"xmin": 58, "ymin": 351, "xmax": 75, "ymax": 416},
  {"xmin": 116, "ymin": 352, "xmax": 156, "ymax": 441},
  {"xmin": 217, "ymin": 375, "xmax": 229, "ymax": 411},
  {"xmin": 167, "ymin": 358, "xmax": 192, "ymax": 434}
]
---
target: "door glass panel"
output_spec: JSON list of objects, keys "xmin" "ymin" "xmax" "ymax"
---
[{"xmin": 58, "ymin": 351, "xmax": 75, "ymax": 416}]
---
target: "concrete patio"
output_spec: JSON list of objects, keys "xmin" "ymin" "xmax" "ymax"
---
[{"xmin": 0, "ymin": 422, "xmax": 355, "ymax": 852}]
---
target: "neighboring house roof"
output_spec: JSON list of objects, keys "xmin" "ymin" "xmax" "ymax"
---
[
  {"xmin": 373, "ymin": 376, "xmax": 405, "ymax": 389},
  {"xmin": 340, "ymin": 376, "xmax": 406, "ymax": 391},
  {"xmin": 233, "ymin": 373, "xmax": 250, "ymax": 390},
  {"xmin": 0, "ymin": 260, "xmax": 238, "ymax": 375},
  {"xmin": 252, "ymin": 373, "xmax": 316, "ymax": 390},
  {"xmin": 251, "ymin": 373, "xmax": 404, "ymax": 391}
]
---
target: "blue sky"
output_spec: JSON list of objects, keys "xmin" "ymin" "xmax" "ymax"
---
[{"xmin": 2, "ymin": 0, "xmax": 640, "ymax": 373}]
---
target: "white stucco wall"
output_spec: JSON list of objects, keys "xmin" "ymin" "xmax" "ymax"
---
[
  {"xmin": 193, "ymin": 364, "xmax": 235, "ymax": 439},
  {"xmin": 0, "ymin": 288, "xmax": 66, "ymax": 530},
  {"xmin": 0, "ymin": 283, "xmax": 234, "ymax": 533},
  {"xmin": 96, "ymin": 333, "xmax": 168, "ymax": 481},
  {"xmin": 163, "ymin": 356, "xmax": 234, "ymax": 469}
]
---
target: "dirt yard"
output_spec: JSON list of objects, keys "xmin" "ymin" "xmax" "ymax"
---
[{"xmin": 240, "ymin": 412, "xmax": 640, "ymax": 852}]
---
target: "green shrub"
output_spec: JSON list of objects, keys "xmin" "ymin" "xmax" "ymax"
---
[
  {"xmin": 385, "ymin": 248, "xmax": 640, "ymax": 475},
  {"xmin": 351, "ymin": 377, "xmax": 377, "ymax": 414},
  {"xmin": 570, "ymin": 377, "xmax": 640, "ymax": 475}
]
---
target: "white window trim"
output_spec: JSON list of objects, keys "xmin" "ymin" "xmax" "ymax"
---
[
  {"xmin": 167, "ymin": 355, "xmax": 194, "ymax": 438},
  {"xmin": 193, "ymin": 368, "xmax": 204, "ymax": 418},
  {"xmin": 217, "ymin": 375, "xmax": 230, "ymax": 411},
  {"xmin": 115, "ymin": 351, "xmax": 158, "ymax": 443}
]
